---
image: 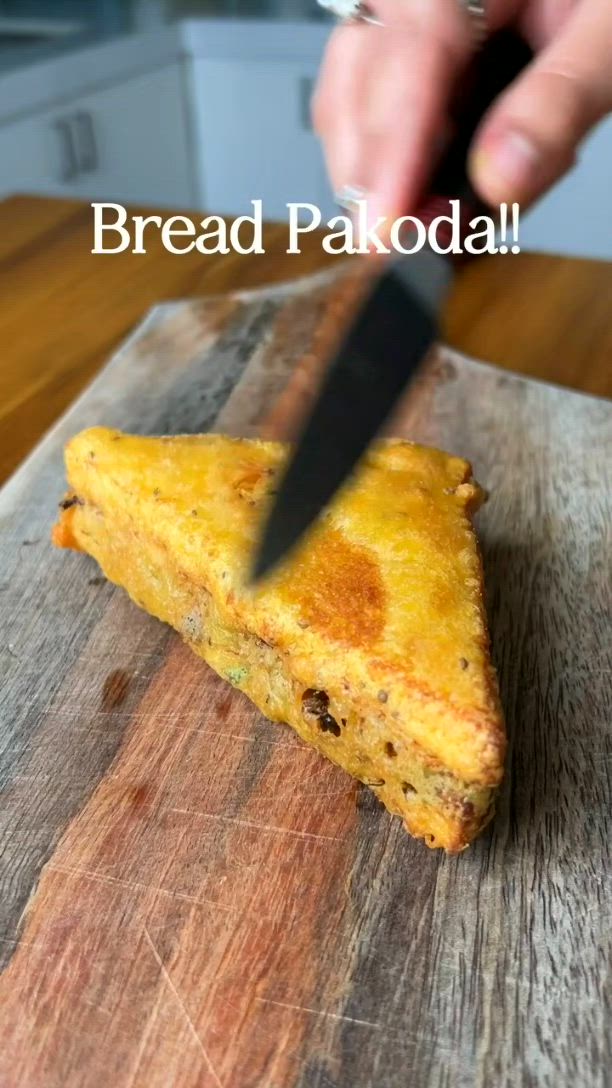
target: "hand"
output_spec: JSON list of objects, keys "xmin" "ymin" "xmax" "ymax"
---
[{"xmin": 313, "ymin": 0, "xmax": 612, "ymax": 223}]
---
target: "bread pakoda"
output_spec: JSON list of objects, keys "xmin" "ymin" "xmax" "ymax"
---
[{"xmin": 53, "ymin": 428, "xmax": 505, "ymax": 850}]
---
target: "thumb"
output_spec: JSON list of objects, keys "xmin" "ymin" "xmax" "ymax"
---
[{"xmin": 469, "ymin": 5, "xmax": 612, "ymax": 208}]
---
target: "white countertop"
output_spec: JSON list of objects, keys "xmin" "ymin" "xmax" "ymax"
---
[
  {"xmin": 181, "ymin": 17, "xmax": 330, "ymax": 63},
  {"xmin": 0, "ymin": 18, "xmax": 331, "ymax": 127},
  {"xmin": 0, "ymin": 26, "xmax": 182, "ymax": 125}
]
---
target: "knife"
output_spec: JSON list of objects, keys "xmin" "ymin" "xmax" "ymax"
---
[{"xmin": 251, "ymin": 30, "xmax": 532, "ymax": 583}]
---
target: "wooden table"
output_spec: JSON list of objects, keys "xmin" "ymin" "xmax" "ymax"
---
[{"xmin": 1, "ymin": 194, "xmax": 610, "ymax": 485}]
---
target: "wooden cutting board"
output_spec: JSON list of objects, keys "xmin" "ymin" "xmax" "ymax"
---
[{"xmin": 0, "ymin": 267, "xmax": 610, "ymax": 1088}]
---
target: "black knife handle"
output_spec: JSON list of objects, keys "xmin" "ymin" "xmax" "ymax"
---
[{"xmin": 417, "ymin": 29, "xmax": 533, "ymax": 252}]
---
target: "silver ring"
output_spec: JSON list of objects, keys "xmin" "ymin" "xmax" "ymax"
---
[
  {"xmin": 463, "ymin": 1, "xmax": 487, "ymax": 45},
  {"xmin": 319, "ymin": 0, "xmax": 486, "ymax": 38},
  {"xmin": 317, "ymin": 1, "xmax": 383, "ymax": 27}
]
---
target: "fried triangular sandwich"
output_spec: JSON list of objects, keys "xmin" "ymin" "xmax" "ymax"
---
[{"xmin": 53, "ymin": 427, "xmax": 505, "ymax": 850}]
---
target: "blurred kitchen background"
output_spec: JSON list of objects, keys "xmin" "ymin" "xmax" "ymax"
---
[{"xmin": 0, "ymin": 0, "xmax": 610, "ymax": 257}]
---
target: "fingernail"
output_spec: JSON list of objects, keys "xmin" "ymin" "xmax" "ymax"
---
[
  {"xmin": 335, "ymin": 183, "xmax": 368, "ymax": 212},
  {"xmin": 482, "ymin": 130, "xmax": 541, "ymax": 197}
]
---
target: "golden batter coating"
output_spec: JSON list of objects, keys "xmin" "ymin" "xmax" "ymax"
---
[{"xmin": 53, "ymin": 427, "xmax": 505, "ymax": 850}]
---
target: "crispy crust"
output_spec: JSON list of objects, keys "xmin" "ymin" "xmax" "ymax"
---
[{"xmin": 52, "ymin": 427, "xmax": 505, "ymax": 849}]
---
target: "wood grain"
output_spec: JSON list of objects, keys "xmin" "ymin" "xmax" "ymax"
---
[
  {"xmin": 1, "ymin": 194, "xmax": 611, "ymax": 484},
  {"xmin": 0, "ymin": 273, "xmax": 610, "ymax": 1088}
]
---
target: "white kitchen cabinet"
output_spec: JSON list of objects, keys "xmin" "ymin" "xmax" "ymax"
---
[
  {"xmin": 0, "ymin": 63, "xmax": 195, "ymax": 208},
  {"xmin": 0, "ymin": 109, "xmax": 72, "ymax": 201},
  {"xmin": 190, "ymin": 56, "xmax": 336, "ymax": 222}
]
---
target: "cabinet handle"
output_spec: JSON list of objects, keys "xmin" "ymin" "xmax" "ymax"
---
[
  {"xmin": 53, "ymin": 118, "xmax": 78, "ymax": 182},
  {"xmin": 72, "ymin": 111, "xmax": 99, "ymax": 174},
  {"xmin": 299, "ymin": 76, "xmax": 315, "ymax": 131}
]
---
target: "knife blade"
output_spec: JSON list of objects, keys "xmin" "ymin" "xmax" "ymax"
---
[
  {"xmin": 251, "ymin": 30, "xmax": 532, "ymax": 583},
  {"xmin": 251, "ymin": 248, "xmax": 451, "ymax": 580}
]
